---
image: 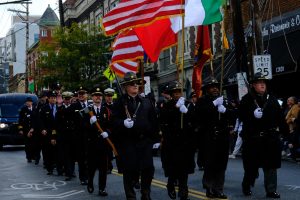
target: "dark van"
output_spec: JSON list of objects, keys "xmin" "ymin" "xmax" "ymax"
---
[{"xmin": 0, "ymin": 93, "xmax": 38, "ymax": 150}]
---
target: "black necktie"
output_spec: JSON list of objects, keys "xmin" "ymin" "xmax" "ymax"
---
[
  {"xmin": 82, "ymin": 103, "xmax": 86, "ymax": 108},
  {"xmin": 96, "ymin": 107, "xmax": 100, "ymax": 115}
]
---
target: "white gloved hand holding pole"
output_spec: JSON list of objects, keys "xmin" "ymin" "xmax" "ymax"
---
[
  {"xmin": 124, "ymin": 118, "xmax": 134, "ymax": 128},
  {"xmin": 176, "ymin": 97, "xmax": 185, "ymax": 108},
  {"xmin": 152, "ymin": 143, "xmax": 160, "ymax": 149},
  {"xmin": 179, "ymin": 105, "xmax": 188, "ymax": 113},
  {"xmin": 218, "ymin": 105, "xmax": 226, "ymax": 113},
  {"xmin": 90, "ymin": 116, "xmax": 97, "ymax": 124},
  {"xmin": 254, "ymin": 108, "xmax": 263, "ymax": 119},
  {"xmin": 213, "ymin": 96, "xmax": 224, "ymax": 106},
  {"xmin": 101, "ymin": 131, "xmax": 109, "ymax": 139}
]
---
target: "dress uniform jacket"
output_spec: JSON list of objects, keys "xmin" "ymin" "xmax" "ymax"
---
[
  {"xmin": 195, "ymin": 95, "xmax": 233, "ymax": 170},
  {"xmin": 112, "ymin": 94, "xmax": 159, "ymax": 171},
  {"xmin": 19, "ymin": 106, "xmax": 37, "ymax": 135},
  {"xmin": 39, "ymin": 103, "xmax": 58, "ymax": 172},
  {"xmin": 160, "ymin": 99, "xmax": 195, "ymax": 177},
  {"xmin": 18, "ymin": 106, "xmax": 38, "ymax": 160},
  {"xmin": 239, "ymin": 92, "xmax": 288, "ymax": 169},
  {"xmin": 85, "ymin": 105, "xmax": 111, "ymax": 163}
]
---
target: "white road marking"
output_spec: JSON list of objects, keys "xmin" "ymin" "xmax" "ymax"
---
[{"xmin": 22, "ymin": 190, "xmax": 84, "ymax": 198}]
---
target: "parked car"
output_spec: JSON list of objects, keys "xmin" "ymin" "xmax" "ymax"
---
[{"xmin": 0, "ymin": 93, "xmax": 38, "ymax": 150}]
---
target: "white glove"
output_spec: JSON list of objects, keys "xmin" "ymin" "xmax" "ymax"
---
[
  {"xmin": 176, "ymin": 97, "xmax": 185, "ymax": 108},
  {"xmin": 152, "ymin": 143, "xmax": 160, "ymax": 149},
  {"xmin": 124, "ymin": 118, "xmax": 134, "ymax": 128},
  {"xmin": 179, "ymin": 105, "xmax": 188, "ymax": 113},
  {"xmin": 218, "ymin": 105, "xmax": 226, "ymax": 113},
  {"xmin": 254, "ymin": 108, "xmax": 263, "ymax": 119},
  {"xmin": 101, "ymin": 131, "xmax": 108, "ymax": 139},
  {"xmin": 90, "ymin": 116, "xmax": 97, "ymax": 124},
  {"xmin": 213, "ymin": 96, "xmax": 224, "ymax": 106}
]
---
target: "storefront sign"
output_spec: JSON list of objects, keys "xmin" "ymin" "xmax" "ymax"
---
[{"xmin": 262, "ymin": 9, "xmax": 300, "ymax": 39}]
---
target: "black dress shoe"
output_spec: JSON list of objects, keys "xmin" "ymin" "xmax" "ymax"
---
[
  {"xmin": 167, "ymin": 186, "xmax": 176, "ymax": 199},
  {"xmin": 266, "ymin": 192, "xmax": 280, "ymax": 198},
  {"xmin": 87, "ymin": 183, "xmax": 94, "ymax": 193},
  {"xmin": 34, "ymin": 160, "xmax": 39, "ymax": 165},
  {"xmin": 80, "ymin": 180, "xmax": 88, "ymax": 185},
  {"xmin": 47, "ymin": 171, "xmax": 53, "ymax": 175},
  {"xmin": 98, "ymin": 189, "xmax": 108, "ymax": 196},
  {"xmin": 213, "ymin": 191, "xmax": 227, "ymax": 199},
  {"xmin": 27, "ymin": 159, "xmax": 32, "ymax": 163},
  {"xmin": 65, "ymin": 177, "xmax": 72, "ymax": 181},
  {"xmin": 206, "ymin": 188, "xmax": 214, "ymax": 198}
]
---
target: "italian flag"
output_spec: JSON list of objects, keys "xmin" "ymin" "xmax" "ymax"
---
[{"xmin": 172, "ymin": 0, "xmax": 223, "ymax": 33}]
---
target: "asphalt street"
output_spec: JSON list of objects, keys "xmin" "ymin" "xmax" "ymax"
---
[{"xmin": 1, "ymin": 146, "xmax": 300, "ymax": 200}]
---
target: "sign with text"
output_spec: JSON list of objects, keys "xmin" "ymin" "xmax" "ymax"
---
[
  {"xmin": 253, "ymin": 55, "xmax": 272, "ymax": 79},
  {"xmin": 236, "ymin": 72, "xmax": 248, "ymax": 100}
]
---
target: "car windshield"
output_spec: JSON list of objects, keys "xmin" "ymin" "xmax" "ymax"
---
[{"xmin": 0, "ymin": 104, "xmax": 21, "ymax": 118}]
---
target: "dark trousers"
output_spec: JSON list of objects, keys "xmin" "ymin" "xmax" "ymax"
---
[
  {"xmin": 62, "ymin": 139, "xmax": 75, "ymax": 177},
  {"xmin": 202, "ymin": 168, "xmax": 226, "ymax": 193},
  {"xmin": 41, "ymin": 136, "xmax": 55, "ymax": 173},
  {"xmin": 87, "ymin": 155, "xmax": 108, "ymax": 191},
  {"xmin": 75, "ymin": 137, "xmax": 87, "ymax": 181},
  {"xmin": 24, "ymin": 134, "xmax": 35, "ymax": 161},
  {"xmin": 123, "ymin": 168, "xmax": 153, "ymax": 200},
  {"xmin": 167, "ymin": 174, "xmax": 189, "ymax": 199},
  {"xmin": 243, "ymin": 167, "xmax": 277, "ymax": 193}
]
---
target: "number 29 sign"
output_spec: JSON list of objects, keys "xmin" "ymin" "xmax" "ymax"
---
[{"xmin": 253, "ymin": 55, "xmax": 272, "ymax": 79}]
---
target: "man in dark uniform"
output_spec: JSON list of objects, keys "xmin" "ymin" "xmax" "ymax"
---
[
  {"xmin": 39, "ymin": 91, "xmax": 58, "ymax": 175},
  {"xmin": 160, "ymin": 81, "xmax": 195, "ymax": 200},
  {"xmin": 195, "ymin": 78, "xmax": 234, "ymax": 199},
  {"xmin": 187, "ymin": 91, "xmax": 204, "ymax": 171},
  {"xmin": 239, "ymin": 72, "xmax": 288, "ymax": 198},
  {"xmin": 18, "ymin": 97, "xmax": 38, "ymax": 163},
  {"xmin": 55, "ymin": 91, "xmax": 76, "ymax": 180},
  {"xmin": 112, "ymin": 72, "xmax": 159, "ymax": 200},
  {"xmin": 69, "ymin": 86, "xmax": 90, "ymax": 185},
  {"xmin": 103, "ymin": 88, "xmax": 115, "ymax": 174},
  {"xmin": 86, "ymin": 87, "xmax": 111, "ymax": 196}
]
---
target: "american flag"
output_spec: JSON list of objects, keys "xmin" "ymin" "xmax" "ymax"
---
[
  {"xmin": 111, "ymin": 29, "xmax": 144, "ymax": 64},
  {"xmin": 110, "ymin": 60, "xmax": 139, "ymax": 77},
  {"xmin": 102, "ymin": 0, "xmax": 184, "ymax": 36},
  {"xmin": 110, "ymin": 29, "xmax": 143, "ymax": 77}
]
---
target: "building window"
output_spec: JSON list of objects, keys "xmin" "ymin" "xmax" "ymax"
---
[
  {"xmin": 41, "ymin": 29, "xmax": 47, "ymax": 37},
  {"xmin": 159, "ymin": 49, "xmax": 171, "ymax": 72}
]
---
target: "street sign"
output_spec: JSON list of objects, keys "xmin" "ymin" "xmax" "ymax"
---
[
  {"xmin": 253, "ymin": 55, "xmax": 272, "ymax": 79},
  {"xmin": 103, "ymin": 67, "xmax": 115, "ymax": 81}
]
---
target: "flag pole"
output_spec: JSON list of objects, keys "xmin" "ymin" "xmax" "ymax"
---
[
  {"xmin": 219, "ymin": 3, "xmax": 228, "ymax": 120},
  {"xmin": 180, "ymin": 0, "xmax": 185, "ymax": 129},
  {"xmin": 139, "ymin": 59, "xmax": 145, "ymax": 93}
]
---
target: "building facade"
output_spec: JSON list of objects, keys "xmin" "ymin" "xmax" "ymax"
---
[{"xmin": 62, "ymin": 0, "xmax": 300, "ymax": 100}]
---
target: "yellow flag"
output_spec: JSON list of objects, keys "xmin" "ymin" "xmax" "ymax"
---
[{"xmin": 103, "ymin": 67, "xmax": 115, "ymax": 81}]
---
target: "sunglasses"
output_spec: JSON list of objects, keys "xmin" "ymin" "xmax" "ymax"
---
[{"xmin": 127, "ymin": 81, "xmax": 139, "ymax": 86}]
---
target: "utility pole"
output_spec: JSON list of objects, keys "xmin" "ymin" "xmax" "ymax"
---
[
  {"xmin": 25, "ymin": 2, "xmax": 29, "ymax": 92},
  {"xmin": 230, "ymin": 0, "xmax": 248, "ymax": 76},
  {"xmin": 58, "ymin": 0, "xmax": 65, "ymax": 27},
  {"xmin": 251, "ymin": 0, "xmax": 267, "ymax": 55}
]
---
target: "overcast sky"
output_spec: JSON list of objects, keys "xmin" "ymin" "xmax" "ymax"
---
[{"xmin": 0, "ymin": 0, "xmax": 61, "ymax": 38}]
